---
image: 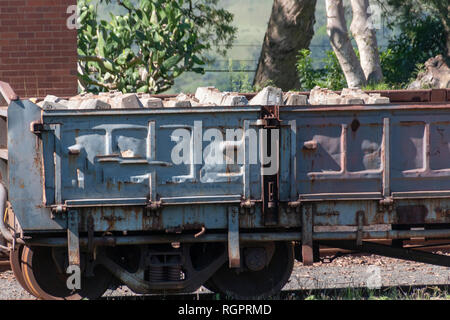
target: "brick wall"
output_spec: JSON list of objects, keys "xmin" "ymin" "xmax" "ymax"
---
[{"xmin": 0, "ymin": 0, "xmax": 78, "ymax": 98}]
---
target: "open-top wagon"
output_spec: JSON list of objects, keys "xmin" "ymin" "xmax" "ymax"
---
[{"xmin": 1, "ymin": 81, "xmax": 450, "ymax": 299}]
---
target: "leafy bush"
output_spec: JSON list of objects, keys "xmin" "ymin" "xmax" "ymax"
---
[
  {"xmin": 77, "ymin": 0, "xmax": 236, "ymax": 94},
  {"xmin": 296, "ymin": 15, "xmax": 446, "ymax": 90},
  {"xmin": 296, "ymin": 49, "xmax": 346, "ymax": 91},
  {"xmin": 226, "ymin": 60, "xmax": 253, "ymax": 93},
  {"xmin": 380, "ymin": 15, "xmax": 447, "ymax": 86}
]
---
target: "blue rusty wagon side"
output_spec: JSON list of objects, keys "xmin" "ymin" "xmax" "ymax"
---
[
  {"xmin": 8, "ymin": 99, "xmax": 267, "ymax": 233},
  {"xmin": 1, "ymin": 80, "xmax": 450, "ymax": 299},
  {"xmin": 278, "ymin": 101, "xmax": 450, "ymax": 264}
]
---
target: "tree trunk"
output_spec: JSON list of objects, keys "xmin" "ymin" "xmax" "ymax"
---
[
  {"xmin": 350, "ymin": 0, "xmax": 383, "ymax": 83},
  {"xmin": 253, "ymin": 0, "xmax": 317, "ymax": 91},
  {"xmin": 326, "ymin": 0, "xmax": 366, "ymax": 88}
]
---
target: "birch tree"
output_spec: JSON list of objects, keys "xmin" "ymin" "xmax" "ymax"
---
[
  {"xmin": 326, "ymin": 0, "xmax": 366, "ymax": 87},
  {"xmin": 350, "ymin": 0, "xmax": 383, "ymax": 83}
]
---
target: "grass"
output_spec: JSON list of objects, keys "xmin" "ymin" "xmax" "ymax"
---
[
  {"xmin": 286, "ymin": 286, "xmax": 450, "ymax": 300},
  {"xmin": 102, "ymin": 285, "xmax": 450, "ymax": 300},
  {"xmin": 206, "ymin": 286, "xmax": 450, "ymax": 300},
  {"xmin": 362, "ymin": 82, "xmax": 402, "ymax": 91}
]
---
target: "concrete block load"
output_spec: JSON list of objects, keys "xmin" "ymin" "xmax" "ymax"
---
[{"xmin": 34, "ymin": 85, "xmax": 390, "ymax": 110}]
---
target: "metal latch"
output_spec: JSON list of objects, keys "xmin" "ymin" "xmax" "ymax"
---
[
  {"xmin": 379, "ymin": 197, "xmax": 394, "ymax": 211},
  {"xmin": 240, "ymin": 199, "xmax": 255, "ymax": 209},
  {"xmin": 30, "ymin": 121, "xmax": 47, "ymax": 134},
  {"xmin": 146, "ymin": 200, "xmax": 162, "ymax": 212}
]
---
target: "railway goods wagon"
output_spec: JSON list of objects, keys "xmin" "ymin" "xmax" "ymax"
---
[{"xmin": 1, "ymin": 81, "xmax": 450, "ymax": 299}]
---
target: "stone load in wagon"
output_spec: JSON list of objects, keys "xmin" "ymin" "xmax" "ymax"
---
[{"xmin": 34, "ymin": 86, "xmax": 390, "ymax": 110}]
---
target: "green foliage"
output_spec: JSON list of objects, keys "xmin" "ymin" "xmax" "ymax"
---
[
  {"xmin": 77, "ymin": 0, "xmax": 236, "ymax": 93},
  {"xmin": 297, "ymin": 13, "xmax": 445, "ymax": 90},
  {"xmin": 296, "ymin": 49, "xmax": 346, "ymax": 91},
  {"xmin": 380, "ymin": 15, "xmax": 447, "ymax": 86},
  {"xmin": 362, "ymin": 81, "xmax": 395, "ymax": 91},
  {"xmin": 296, "ymin": 49, "xmax": 316, "ymax": 90},
  {"xmin": 226, "ymin": 59, "xmax": 253, "ymax": 93},
  {"xmin": 321, "ymin": 50, "xmax": 347, "ymax": 90}
]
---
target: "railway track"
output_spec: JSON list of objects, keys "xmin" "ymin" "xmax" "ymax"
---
[
  {"xmin": 1, "ymin": 240, "xmax": 449, "ymax": 273},
  {"xmin": 0, "ymin": 247, "xmax": 449, "ymax": 300},
  {"xmin": 100, "ymin": 285, "xmax": 450, "ymax": 300}
]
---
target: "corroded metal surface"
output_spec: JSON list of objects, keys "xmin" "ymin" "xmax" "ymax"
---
[{"xmin": 3, "ymin": 87, "xmax": 450, "ymax": 244}]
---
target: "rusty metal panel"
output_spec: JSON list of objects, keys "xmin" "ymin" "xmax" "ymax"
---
[
  {"xmin": 8, "ymin": 100, "xmax": 62, "ymax": 231},
  {"xmin": 7, "ymin": 96, "xmax": 450, "ymax": 237},
  {"xmin": 8, "ymin": 101, "xmax": 266, "ymax": 232},
  {"xmin": 390, "ymin": 113, "xmax": 450, "ymax": 194},
  {"xmin": 0, "ymin": 106, "xmax": 7, "ymax": 187},
  {"xmin": 40, "ymin": 107, "xmax": 262, "ymax": 207},
  {"xmin": 280, "ymin": 109, "xmax": 384, "ymax": 197},
  {"xmin": 280, "ymin": 104, "xmax": 450, "ymax": 201}
]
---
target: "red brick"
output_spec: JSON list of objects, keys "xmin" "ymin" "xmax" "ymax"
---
[{"xmin": 0, "ymin": 0, "xmax": 77, "ymax": 98}]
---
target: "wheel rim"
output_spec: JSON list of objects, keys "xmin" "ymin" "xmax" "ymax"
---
[
  {"xmin": 209, "ymin": 241, "xmax": 294, "ymax": 299},
  {"xmin": 9, "ymin": 245, "xmax": 37, "ymax": 297},
  {"xmin": 202, "ymin": 279, "xmax": 222, "ymax": 293},
  {"xmin": 21, "ymin": 246, "xmax": 112, "ymax": 300}
]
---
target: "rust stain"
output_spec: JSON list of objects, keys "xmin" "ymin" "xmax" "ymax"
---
[
  {"xmin": 396, "ymin": 205, "xmax": 428, "ymax": 224},
  {"xmin": 351, "ymin": 119, "xmax": 360, "ymax": 132},
  {"xmin": 239, "ymin": 211, "xmax": 256, "ymax": 228},
  {"xmin": 435, "ymin": 207, "xmax": 450, "ymax": 221},
  {"xmin": 165, "ymin": 222, "xmax": 204, "ymax": 233}
]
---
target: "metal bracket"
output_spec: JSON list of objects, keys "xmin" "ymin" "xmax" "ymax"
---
[
  {"xmin": 146, "ymin": 200, "xmax": 162, "ymax": 212},
  {"xmin": 379, "ymin": 197, "xmax": 394, "ymax": 212},
  {"xmin": 356, "ymin": 211, "xmax": 364, "ymax": 246},
  {"xmin": 240, "ymin": 198, "xmax": 255, "ymax": 209},
  {"xmin": 301, "ymin": 204, "xmax": 314, "ymax": 266},
  {"xmin": 228, "ymin": 206, "xmax": 240, "ymax": 268},
  {"xmin": 288, "ymin": 200, "xmax": 301, "ymax": 208},
  {"xmin": 51, "ymin": 204, "xmax": 67, "ymax": 219},
  {"xmin": 67, "ymin": 210, "xmax": 80, "ymax": 269},
  {"xmin": 379, "ymin": 117, "xmax": 393, "ymax": 212},
  {"xmin": 30, "ymin": 121, "xmax": 47, "ymax": 134}
]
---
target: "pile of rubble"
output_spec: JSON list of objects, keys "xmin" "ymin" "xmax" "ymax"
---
[
  {"xmin": 35, "ymin": 85, "xmax": 390, "ymax": 110},
  {"xmin": 309, "ymin": 87, "xmax": 390, "ymax": 105}
]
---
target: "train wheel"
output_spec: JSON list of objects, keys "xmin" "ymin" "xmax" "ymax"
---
[
  {"xmin": 9, "ymin": 245, "xmax": 37, "ymax": 297},
  {"xmin": 209, "ymin": 241, "xmax": 294, "ymax": 299},
  {"xmin": 21, "ymin": 246, "xmax": 112, "ymax": 300}
]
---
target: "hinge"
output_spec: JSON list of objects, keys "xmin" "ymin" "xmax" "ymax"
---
[
  {"xmin": 30, "ymin": 121, "xmax": 47, "ymax": 134},
  {"xmin": 379, "ymin": 197, "xmax": 394, "ymax": 211},
  {"xmin": 240, "ymin": 198, "xmax": 255, "ymax": 209},
  {"xmin": 51, "ymin": 204, "xmax": 67, "ymax": 219},
  {"xmin": 146, "ymin": 200, "xmax": 162, "ymax": 212}
]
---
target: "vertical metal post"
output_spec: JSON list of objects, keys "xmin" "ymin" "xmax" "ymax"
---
[
  {"xmin": 289, "ymin": 120, "xmax": 297, "ymax": 200},
  {"xmin": 228, "ymin": 206, "xmax": 240, "ymax": 268},
  {"xmin": 53, "ymin": 124, "xmax": 62, "ymax": 204},
  {"xmin": 356, "ymin": 211, "xmax": 364, "ymax": 246},
  {"xmin": 302, "ymin": 204, "xmax": 314, "ymax": 265},
  {"xmin": 382, "ymin": 118, "xmax": 390, "ymax": 198},
  {"xmin": 67, "ymin": 210, "xmax": 80, "ymax": 268}
]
